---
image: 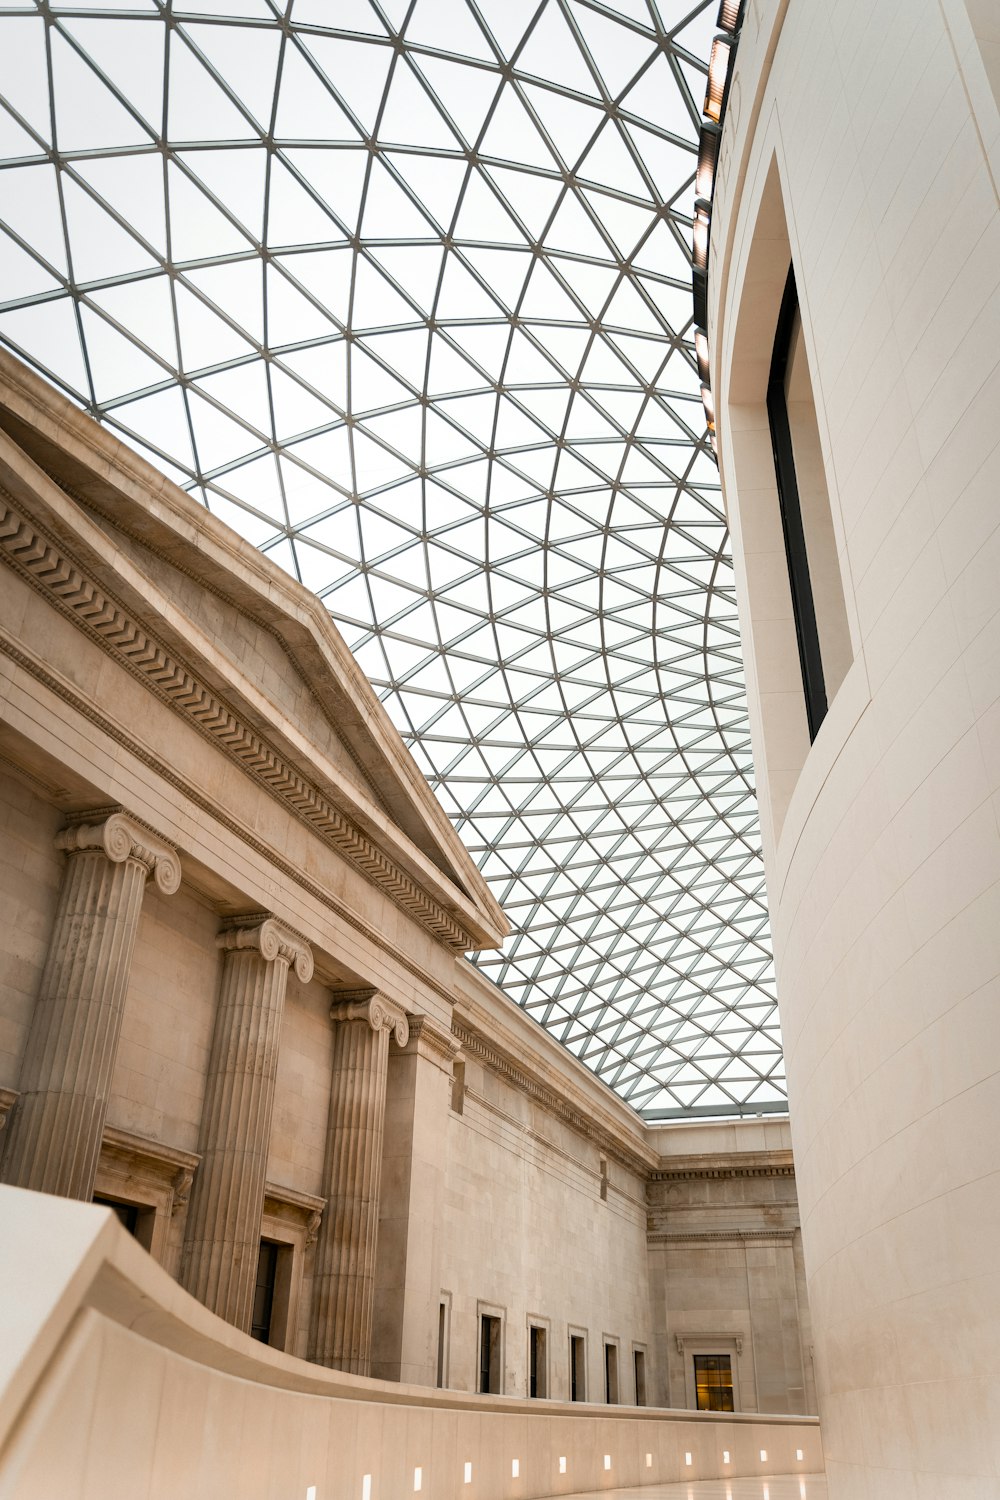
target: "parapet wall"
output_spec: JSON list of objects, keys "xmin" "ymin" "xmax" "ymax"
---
[{"xmin": 0, "ymin": 1188, "xmax": 823, "ymax": 1500}]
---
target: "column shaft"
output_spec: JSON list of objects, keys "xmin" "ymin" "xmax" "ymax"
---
[
  {"xmin": 310, "ymin": 991, "xmax": 408, "ymax": 1374},
  {"xmin": 1, "ymin": 811, "xmax": 180, "ymax": 1201},
  {"xmin": 180, "ymin": 917, "xmax": 312, "ymax": 1332}
]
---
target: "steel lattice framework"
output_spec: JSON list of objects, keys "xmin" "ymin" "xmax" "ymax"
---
[{"xmin": 0, "ymin": 0, "xmax": 785, "ymax": 1118}]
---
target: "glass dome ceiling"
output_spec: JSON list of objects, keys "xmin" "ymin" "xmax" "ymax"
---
[{"xmin": 0, "ymin": 0, "xmax": 784, "ymax": 1119}]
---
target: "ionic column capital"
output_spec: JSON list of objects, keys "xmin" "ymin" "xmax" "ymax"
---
[
  {"xmin": 330, "ymin": 988, "xmax": 409, "ymax": 1047},
  {"xmin": 216, "ymin": 915, "xmax": 314, "ymax": 983},
  {"xmin": 56, "ymin": 809, "xmax": 181, "ymax": 895}
]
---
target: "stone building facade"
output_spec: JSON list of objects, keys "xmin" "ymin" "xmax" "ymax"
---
[{"xmin": 0, "ymin": 346, "xmax": 814, "ymax": 1414}]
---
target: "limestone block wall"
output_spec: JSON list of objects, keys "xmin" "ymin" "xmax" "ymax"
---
[
  {"xmin": 0, "ymin": 769, "xmax": 63, "ymax": 1091},
  {"xmin": 711, "ymin": 0, "xmax": 1000, "ymax": 1490},
  {"xmin": 646, "ymin": 1122, "xmax": 816, "ymax": 1416},
  {"xmin": 439, "ymin": 1043, "xmax": 652, "ymax": 1404}
]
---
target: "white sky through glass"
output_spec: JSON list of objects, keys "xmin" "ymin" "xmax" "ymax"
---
[{"xmin": 0, "ymin": 0, "xmax": 785, "ymax": 1119}]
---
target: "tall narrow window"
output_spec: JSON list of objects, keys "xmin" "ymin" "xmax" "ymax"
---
[
  {"xmin": 437, "ymin": 1301, "xmax": 447, "ymax": 1388},
  {"xmin": 693, "ymin": 1354, "xmax": 735, "ymax": 1412},
  {"xmin": 251, "ymin": 1241, "xmax": 279, "ymax": 1344},
  {"xmin": 480, "ymin": 1314, "xmax": 501, "ymax": 1394},
  {"xmin": 634, "ymin": 1348, "xmax": 647, "ymax": 1406},
  {"xmin": 604, "ymin": 1341, "xmax": 619, "ymax": 1403},
  {"xmin": 570, "ymin": 1334, "xmax": 586, "ymax": 1402},
  {"xmin": 529, "ymin": 1325, "xmax": 547, "ymax": 1398},
  {"xmin": 767, "ymin": 267, "xmax": 852, "ymax": 739}
]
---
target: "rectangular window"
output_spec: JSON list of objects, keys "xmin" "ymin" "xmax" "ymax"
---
[
  {"xmin": 604, "ymin": 1341, "xmax": 619, "ymax": 1404},
  {"xmin": 694, "ymin": 1354, "xmax": 735, "ymax": 1412},
  {"xmin": 251, "ymin": 1240, "xmax": 280, "ymax": 1344},
  {"xmin": 528, "ymin": 1324, "xmax": 547, "ymax": 1398},
  {"xmin": 767, "ymin": 267, "xmax": 852, "ymax": 739},
  {"xmin": 634, "ymin": 1348, "xmax": 646, "ymax": 1406},
  {"xmin": 93, "ymin": 1194, "xmax": 155, "ymax": 1252},
  {"xmin": 479, "ymin": 1314, "xmax": 501, "ymax": 1394},
  {"xmin": 569, "ymin": 1334, "xmax": 586, "ymax": 1402},
  {"xmin": 437, "ymin": 1301, "xmax": 447, "ymax": 1388}
]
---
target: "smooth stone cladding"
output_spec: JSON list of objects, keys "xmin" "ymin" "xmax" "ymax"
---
[
  {"xmin": 708, "ymin": 0, "xmax": 1000, "ymax": 1493},
  {"xmin": 0, "ymin": 348, "xmax": 815, "ymax": 1485}
]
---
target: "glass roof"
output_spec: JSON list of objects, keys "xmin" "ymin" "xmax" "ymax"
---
[{"xmin": 0, "ymin": 0, "xmax": 784, "ymax": 1119}]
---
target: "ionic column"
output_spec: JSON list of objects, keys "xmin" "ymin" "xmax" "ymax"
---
[
  {"xmin": 1, "ymin": 809, "xmax": 181, "ymax": 1200},
  {"xmin": 309, "ymin": 988, "xmax": 408, "ymax": 1374},
  {"xmin": 180, "ymin": 915, "xmax": 312, "ymax": 1332}
]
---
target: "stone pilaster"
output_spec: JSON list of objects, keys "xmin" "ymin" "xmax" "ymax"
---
[
  {"xmin": 1, "ymin": 809, "xmax": 181, "ymax": 1201},
  {"xmin": 309, "ymin": 988, "xmax": 409, "ymax": 1374},
  {"xmin": 180, "ymin": 915, "xmax": 312, "ymax": 1332}
]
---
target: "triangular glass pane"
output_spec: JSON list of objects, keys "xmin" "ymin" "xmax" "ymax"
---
[
  {"xmin": 0, "ymin": 229, "xmax": 60, "ymax": 301},
  {"xmin": 60, "ymin": 17, "xmax": 166, "ymax": 131},
  {"xmin": 266, "ymin": 158, "xmax": 344, "ymax": 247},
  {"xmin": 284, "ymin": 147, "xmax": 370, "ymax": 237},
  {"xmin": 413, "ymin": 53, "xmax": 502, "ymax": 146},
  {"xmin": 570, "ymin": 3, "xmax": 656, "ymax": 98},
  {"xmin": 50, "ymin": 30, "xmax": 151, "ymax": 152},
  {"xmin": 480, "ymin": 85, "xmax": 554, "ymax": 171},
  {"xmin": 181, "ymin": 21, "xmax": 281, "ymax": 130},
  {"xmin": 62, "ymin": 176, "xmax": 158, "ymax": 283},
  {"xmin": 403, "ymin": 0, "xmax": 494, "ymax": 61},
  {"xmin": 360, "ymin": 160, "xmax": 434, "ymax": 239},
  {"xmin": 274, "ymin": 43, "xmax": 356, "ymax": 141},
  {"xmin": 73, "ymin": 153, "xmax": 167, "ymax": 258},
  {"xmin": 166, "ymin": 30, "xmax": 254, "ymax": 142},
  {"xmin": 0, "ymin": 18, "xmax": 51, "ymax": 140},
  {"xmin": 0, "ymin": 297, "xmax": 89, "ymax": 395},
  {"xmin": 167, "ymin": 162, "xmax": 253, "ymax": 261},
  {"xmin": 378, "ymin": 59, "xmax": 458, "ymax": 150},
  {"xmin": 389, "ymin": 152, "xmax": 469, "ymax": 234},
  {"xmin": 301, "ymin": 34, "xmax": 393, "ymax": 134},
  {"xmin": 0, "ymin": 163, "xmax": 68, "ymax": 275},
  {"xmin": 90, "ymin": 273, "xmax": 178, "ymax": 365},
  {"xmin": 176, "ymin": 280, "xmax": 256, "ymax": 369},
  {"xmin": 79, "ymin": 303, "xmax": 168, "ymax": 401},
  {"xmin": 515, "ymin": 4, "xmax": 597, "ymax": 95},
  {"xmin": 178, "ymin": 145, "xmax": 267, "ymax": 240}
]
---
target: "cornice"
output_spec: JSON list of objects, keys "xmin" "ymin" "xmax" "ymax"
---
[
  {"xmin": 648, "ymin": 1229, "xmax": 798, "ymax": 1245},
  {"xmin": 452, "ymin": 1019, "xmax": 652, "ymax": 1178},
  {"xmin": 0, "ymin": 625, "xmax": 458, "ymax": 1010},
  {"xmin": 649, "ymin": 1150, "xmax": 795, "ymax": 1182},
  {"xmin": 0, "ymin": 488, "xmax": 474, "ymax": 951}
]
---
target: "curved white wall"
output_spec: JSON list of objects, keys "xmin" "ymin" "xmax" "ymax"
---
[
  {"xmin": 0, "ymin": 1188, "xmax": 822, "ymax": 1500},
  {"xmin": 713, "ymin": 0, "xmax": 1000, "ymax": 1493}
]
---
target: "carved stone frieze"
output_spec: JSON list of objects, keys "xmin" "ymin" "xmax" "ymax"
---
[{"xmin": 0, "ymin": 491, "xmax": 472, "ymax": 950}]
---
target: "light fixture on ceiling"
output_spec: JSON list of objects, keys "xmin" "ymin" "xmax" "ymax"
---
[
  {"xmin": 692, "ymin": 0, "xmax": 747, "ymax": 459},
  {"xmin": 704, "ymin": 35, "xmax": 736, "ymax": 123},
  {"xmin": 697, "ymin": 120, "xmax": 721, "ymax": 200},
  {"xmin": 717, "ymin": 0, "xmax": 747, "ymax": 33}
]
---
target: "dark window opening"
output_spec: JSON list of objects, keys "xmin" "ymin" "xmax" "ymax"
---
[
  {"xmin": 437, "ymin": 1301, "xmax": 447, "ymax": 1388},
  {"xmin": 694, "ymin": 1353, "xmax": 735, "ymax": 1412},
  {"xmin": 480, "ymin": 1313, "xmax": 501, "ymax": 1394},
  {"xmin": 570, "ymin": 1334, "xmax": 586, "ymax": 1402},
  {"xmin": 767, "ymin": 266, "xmax": 827, "ymax": 740},
  {"xmin": 529, "ymin": 1325, "xmax": 546, "ymax": 1398},
  {"xmin": 634, "ymin": 1348, "xmax": 646, "ymax": 1406},
  {"xmin": 94, "ymin": 1194, "xmax": 155, "ymax": 1252},
  {"xmin": 604, "ymin": 1341, "xmax": 619, "ymax": 1403},
  {"xmin": 251, "ymin": 1240, "xmax": 279, "ymax": 1344}
]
